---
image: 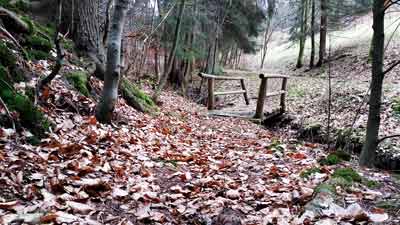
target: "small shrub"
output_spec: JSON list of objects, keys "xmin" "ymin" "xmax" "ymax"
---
[
  {"xmin": 300, "ymin": 167, "xmax": 321, "ymax": 178},
  {"xmin": 332, "ymin": 168, "xmax": 362, "ymax": 183},
  {"xmin": 66, "ymin": 71, "xmax": 90, "ymax": 96}
]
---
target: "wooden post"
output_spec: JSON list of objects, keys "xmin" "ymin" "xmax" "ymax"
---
[
  {"xmin": 208, "ymin": 78, "xmax": 215, "ymax": 110},
  {"xmin": 255, "ymin": 74, "xmax": 268, "ymax": 119},
  {"xmin": 240, "ymin": 79, "xmax": 250, "ymax": 105},
  {"xmin": 280, "ymin": 77, "xmax": 288, "ymax": 114}
]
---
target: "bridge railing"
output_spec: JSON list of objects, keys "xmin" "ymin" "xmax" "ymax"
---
[
  {"xmin": 199, "ymin": 73, "xmax": 250, "ymax": 110},
  {"xmin": 254, "ymin": 74, "xmax": 289, "ymax": 119}
]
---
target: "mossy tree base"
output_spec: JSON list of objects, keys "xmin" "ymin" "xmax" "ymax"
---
[{"xmin": 120, "ymin": 78, "xmax": 157, "ymax": 113}]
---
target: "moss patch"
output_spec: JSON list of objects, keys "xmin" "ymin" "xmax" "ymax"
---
[
  {"xmin": 120, "ymin": 78, "xmax": 157, "ymax": 113},
  {"xmin": 315, "ymin": 183, "xmax": 336, "ymax": 194},
  {"xmin": 320, "ymin": 150, "xmax": 351, "ymax": 165},
  {"xmin": 0, "ymin": 88, "xmax": 51, "ymax": 137},
  {"xmin": 66, "ymin": 71, "xmax": 90, "ymax": 96},
  {"xmin": 26, "ymin": 34, "xmax": 52, "ymax": 52},
  {"xmin": 300, "ymin": 167, "xmax": 321, "ymax": 178},
  {"xmin": 332, "ymin": 168, "xmax": 362, "ymax": 183},
  {"xmin": 27, "ymin": 49, "xmax": 50, "ymax": 60}
]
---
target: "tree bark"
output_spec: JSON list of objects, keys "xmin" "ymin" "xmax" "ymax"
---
[
  {"xmin": 309, "ymin": 0, "xmax": 315, "ymax": 68},
  {"xmin": 95, "ymin": 0, "xmax": 129, "ymax": 123},
  {"xmin": 316, "ymin": 0, "xmax": 327, "ymax": 67},
  {"xmin": 75, "ymin": 0, "xmax": 106, "ymax": 78},
  {"xmin": 359, "ymin": 0, "xmax": 385, "ymax": 167}
]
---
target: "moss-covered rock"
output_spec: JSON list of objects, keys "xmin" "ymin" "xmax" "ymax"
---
[
  {"xmin": 120, "ymin": 78, "xmax": 157, "ymax": 113},
  {"xmin": 66, "ymin": 71, "xmax": 90, "ymax": 96}
]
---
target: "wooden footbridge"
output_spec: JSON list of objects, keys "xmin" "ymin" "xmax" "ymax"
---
[{"xmin": 199, "ymin": 72, "xmax": 289, "ymax": 121}]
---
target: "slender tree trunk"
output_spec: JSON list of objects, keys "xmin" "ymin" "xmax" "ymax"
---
[
  {"xmin": 95, "ymin": 0, "xmax": 129, "ymax": 123},
  {"xmin": 261, "ymin": 19, "xmax": 271, "ymax": 69},
  {"xmin": 309, "ymin": 0, "xmax": 315, "ymax": 68},
  {"xmin": 153, "ymin": 0, "xmax": 186, "ymax": 101},
  {"xmin": 317, "ymin": 0, "xmax": 327, "ymax": 67},
  {"xmin": 296, "ymin": 0, "xmax": 309, "ymax": 68},
  {"xmin": 359, "ymin": 0, "xmax": 385, "ymax": 167}
]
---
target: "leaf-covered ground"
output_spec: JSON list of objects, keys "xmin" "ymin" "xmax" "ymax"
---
[{"xmin": 0, "ymin": 59, "xmax": 400, "ymax": 224}]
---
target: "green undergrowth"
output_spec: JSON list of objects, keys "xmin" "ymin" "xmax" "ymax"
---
[
  {"xmin": 314, "ymin": 168, "xmax": 380, "ymax": 195},
  {"xmin": 66, "ymin": 71, "xmax": 90, "ymax": 96},
  {"xmin": 267, "ymin": 139, "xmax": 285, "ymax": 152},
  {"xmin": 19, "ymin": 15, "xmax": 54, "ymax": 61},
  {"xmin": 120, "ymin": 78, "xmax": 157, "ymax": 113},
  {"xmin": 0, "ymin": 41, "xmax": 25, "ymax": 83}
]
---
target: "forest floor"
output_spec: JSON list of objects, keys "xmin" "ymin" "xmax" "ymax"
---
[{"xmin": 0, "ymin": 57, "xmax": 400, "ymax": 224}]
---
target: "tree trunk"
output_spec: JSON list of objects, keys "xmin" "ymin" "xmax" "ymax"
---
[
  {"xmin": 316, "ymin": 0, "xmax": 327, "ymax": 67},
  {"xmin": 95, "ymin": 0, "xmax": 129, "ymax": 123},
  {"xmin": 153, "ymin": 0, "xmax": 186, "ymax": 101},
  {"xmin": 359, "ymin": 0, "xmax": 385, "ymax": 167},
  {"xmin": 309, "ymin": 0, "xmax": 315, "ymax": 68},
  {"xmin": 296, "ymin": 0, "xmax": 309, "ymax": 68},
  {"xmin": 74, "ymin": 0, "xmax": 106, "ymax": 78}
]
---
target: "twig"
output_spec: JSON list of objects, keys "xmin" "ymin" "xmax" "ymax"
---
[
  {"xmin": 383, "ymin": 60, "xmax": 400, "ymax": 75},
  {"xmin": 378, "ymin": 134, "xmax": 400, "ymax": 145},
  {"xmin": 0, "ymin": 25, "xmax": 29, "ymax": 59},
  {"xmin": 38, "ymin": 0, "xmax": 65, "ymax": 90},
  {"xmin": 0, "ymin": 96, "xmax": 15, "ymax": 130},
  {"xmin": 143, "ymin": 1, "xmax": 177, "ymax": 43}
]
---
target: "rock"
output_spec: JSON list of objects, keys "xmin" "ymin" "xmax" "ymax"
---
[
  {"xmin": 226, "ymin": 189, "xmax": 240, "ymax": 200},
  {"xmin": 66, "ymin": 201, "xmax": 93, "ymax": 215},
  {"xmin": 212, "ymin": 207, "xmax": 242, "ymax": 225},
  {"xmin": 315, "ymin": 218, "xmax": 337, "ymax": 225}
]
